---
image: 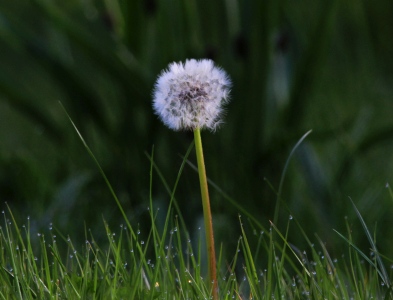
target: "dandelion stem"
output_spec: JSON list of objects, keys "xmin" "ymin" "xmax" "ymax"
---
[{"xmin": 193, "ymin": 128, "xmax": 218, "ymax": 299}]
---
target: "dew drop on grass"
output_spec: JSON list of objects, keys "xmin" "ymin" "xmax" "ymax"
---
[
  {"xmin": 141, "ymin": 241, "xmax": 144, "ymax": 245},
  {"xmin": 137, "ymin": 230, "xmax": 140, "ymax": 235},
  {"xmin": 289, "ymin": 215, "xmax": 293, "ymax": 220}
]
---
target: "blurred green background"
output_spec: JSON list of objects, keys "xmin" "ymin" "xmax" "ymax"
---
[{"xmin": 1, "ymin": 0, "xmax": 393, "ymax": 254}]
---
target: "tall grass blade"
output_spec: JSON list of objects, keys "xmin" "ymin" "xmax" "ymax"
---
[
  {"xmin": 349, "ymin": 197, "xmax": 390, "ymax": 288},
  {"xmin": 274, "ymin": 129, "xmax": 312, "ymax": 224}
]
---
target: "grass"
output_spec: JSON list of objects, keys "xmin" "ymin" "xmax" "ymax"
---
[
  {"xmin": 1, "ymin": 190, "xmax": 393, "ymax": 299},
  {"xmin": 1, "ymin": 133, "xmax": 393, "ymax": 299}
]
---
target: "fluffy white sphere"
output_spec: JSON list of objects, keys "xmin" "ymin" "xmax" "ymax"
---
[{"xmin": 153, "ymin": 59, "xmax": 231, "ymax": 131}]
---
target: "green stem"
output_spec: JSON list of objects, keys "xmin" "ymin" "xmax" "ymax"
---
[{"xmin": 193, "ymin": 128, "xmax": 218, "ymax": 299}]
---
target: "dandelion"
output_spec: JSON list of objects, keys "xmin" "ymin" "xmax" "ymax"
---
[
  {"xmin": 153, "ymin": 59, "xmax": 231, "ymax": 131},
  {"xmin": 152, "ymin": 59, "xmax": 231, "ymax": 300}
]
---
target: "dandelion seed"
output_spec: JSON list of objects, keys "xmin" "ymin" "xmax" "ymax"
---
[{"xmin": 153, "ymin": 59, "xmax": 231, "ymax": 131}]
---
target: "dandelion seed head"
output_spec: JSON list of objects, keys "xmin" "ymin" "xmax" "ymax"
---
[{"xmin": 153, "ymin": 59, "xmax": 231, "ymax": 131}]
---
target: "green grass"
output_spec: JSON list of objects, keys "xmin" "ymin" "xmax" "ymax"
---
[
  {"xmin": 1, "ymin": 188, "xmax": 393, "ymax": 299},
  {"xmin": 1, "ymin": 133, "xmax": 392, "ymax": 299}
]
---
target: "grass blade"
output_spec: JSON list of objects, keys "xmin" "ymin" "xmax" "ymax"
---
[
  {"xmin": 274, "ymin": 129, "xmax": 312, "ymax": 224},
  {"xmin": 349, "ymin": 197, "xmax": 390, "ymax": 288}
]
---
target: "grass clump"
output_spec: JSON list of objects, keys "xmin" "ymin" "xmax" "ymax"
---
[{"xmin": 1, "ymin": 180, "xmax": 393, "ymax": 299}]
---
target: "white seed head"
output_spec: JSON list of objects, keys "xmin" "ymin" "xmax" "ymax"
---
[{"xmin": 153, "ymin": 59, "xmax": 231, "ymax": 131}]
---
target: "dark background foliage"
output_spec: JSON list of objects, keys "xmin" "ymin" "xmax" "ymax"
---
[{"xmin": 1, "ymin": 0, "xmax": 393, "ymax": 255}]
